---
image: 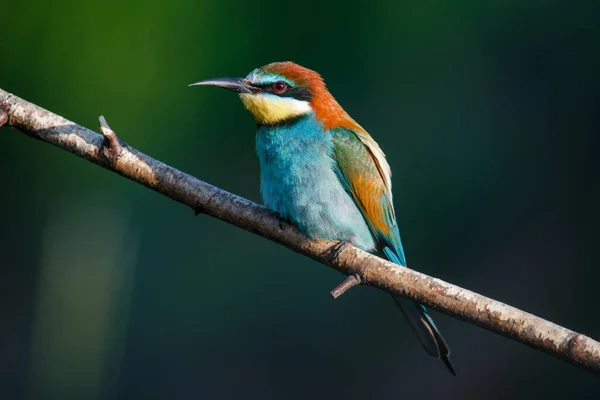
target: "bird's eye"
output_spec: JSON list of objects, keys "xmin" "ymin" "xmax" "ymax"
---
[{"xmin": 272, "ymin": 81, "xmax": 288, "ymax": 94}]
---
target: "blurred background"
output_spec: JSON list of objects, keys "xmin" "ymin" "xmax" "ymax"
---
[{"xmin": 1, "ymin": 0, "xmax": 599, "ymax": 399}]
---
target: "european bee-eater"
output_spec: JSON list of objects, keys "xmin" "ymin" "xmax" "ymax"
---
[{"xmin": 191, "ymin": 62, "xmax": 454, "ymax": 374}]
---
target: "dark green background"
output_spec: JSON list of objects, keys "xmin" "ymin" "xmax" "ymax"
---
[{"xmin": 1, "ymin": 1, "xmax": 599, "ymax": 399}]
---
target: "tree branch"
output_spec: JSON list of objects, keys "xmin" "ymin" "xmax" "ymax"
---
[{"xmin": 1, "ymin": 87, "xmax": 598, "ymax": 376}]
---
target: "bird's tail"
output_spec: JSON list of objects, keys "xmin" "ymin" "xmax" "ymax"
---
[
  {"xmin": 383, "ymin": 248, "xmax": 455, "ymax": 375},
  {"xmin": 392, "ymin": 296, "xmax": 455, "ymax": 375}
]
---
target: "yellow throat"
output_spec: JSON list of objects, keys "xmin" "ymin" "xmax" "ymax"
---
[{"xmin": 240, "ymin": 93, "xmax": 312, "ymax": 124}]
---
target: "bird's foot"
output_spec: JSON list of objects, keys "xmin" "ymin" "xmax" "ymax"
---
[
  {"xmin": 272, "ymin": 212, "xmax": 286, "ymax": 230},
  {"xmin": 325, "ymin": 240, "xmax": 353, "ymax": 264}
]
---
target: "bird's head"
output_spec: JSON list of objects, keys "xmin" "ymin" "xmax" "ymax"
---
[
  {"xmin": 191, "ymin": 62, "xmax": 350, "ymax": 127},
  {"xmin": 191, "ymin": 62, "xmax": 391, "ymax": 189}
]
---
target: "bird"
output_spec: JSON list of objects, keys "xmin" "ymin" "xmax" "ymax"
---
[{"xmin": 190, "ymin": 61, "xmax": 454, "ymax": 375}]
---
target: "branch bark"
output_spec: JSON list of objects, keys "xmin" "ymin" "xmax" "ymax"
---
[{"xmin": 1, "ymin": 87, "xmax": 599, "ymax": 376}]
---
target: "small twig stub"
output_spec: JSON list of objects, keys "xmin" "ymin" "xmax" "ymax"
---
[
  {"xmin": 98, "ymin": 115, "xmax": 123, "ymax": 162},
  {"xmin": 330, "ymin": 274, "xmax": 361, "ymax": 299}
]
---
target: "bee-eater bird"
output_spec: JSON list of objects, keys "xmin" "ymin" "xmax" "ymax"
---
[{"xmin": 191, "ymin": 62, "xmax": 454, "ymax": 375}]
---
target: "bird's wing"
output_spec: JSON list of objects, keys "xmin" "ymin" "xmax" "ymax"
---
[
  {"xmin": 331, "ymin": 127, "xmax": 455, "ymax": 374},
  {"xmin": 330, "ymin": 127, "xmax": 406, "ymax": 265}
]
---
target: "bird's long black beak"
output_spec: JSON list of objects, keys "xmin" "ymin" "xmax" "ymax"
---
[{"xmin": 188, "ymin": 77, "xmax": 257, "ymax": 94}]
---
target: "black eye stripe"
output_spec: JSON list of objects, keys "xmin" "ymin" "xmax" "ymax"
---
[
  {"xmin": 282, "ymin": 87, "xmax": 312, "ymax": 102},
  {"xmin": 255, "ymin": 82, "xmax": 290, "ymax": 93},
  {"xmin": 254, "ymin": 83, "xmax": 312, "ymax": 102},
  {"xmin": 255, "ymin": 83, "xmax": 279, "ymax": 90}
]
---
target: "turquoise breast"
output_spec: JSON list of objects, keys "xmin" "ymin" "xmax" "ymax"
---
[{"xmin": 255, "ymin": 114, "xmax": 376, "ymax": 251}]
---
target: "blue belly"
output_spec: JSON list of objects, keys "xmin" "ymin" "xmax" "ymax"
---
[{"xmin": 256, "ymin": 114, "xmax": 376, "ymax": 251}]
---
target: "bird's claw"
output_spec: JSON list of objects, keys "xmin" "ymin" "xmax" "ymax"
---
[{"xmin": 327, "ymin": 240, "xmax": 353, "ymax": 264}]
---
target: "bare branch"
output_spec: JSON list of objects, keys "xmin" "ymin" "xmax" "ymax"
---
[{"xmin": 1, "ymin": 87, "xmax": 599, "ymax": 376}]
